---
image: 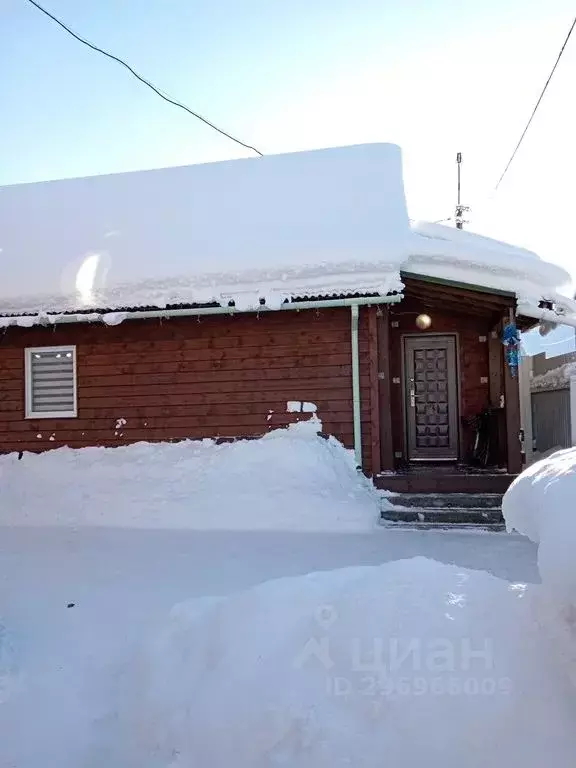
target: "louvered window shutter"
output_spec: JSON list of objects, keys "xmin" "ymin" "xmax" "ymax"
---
[{"xmin": 26, "ymin": 347, "xmax": 77, "ymax": 417}]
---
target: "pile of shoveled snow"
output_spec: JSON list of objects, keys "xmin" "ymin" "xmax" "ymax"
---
[
  {"xmin": 0, "ymin": 419, "xmax": 379, "ymax": 531},
  {"xmin": 504, "ymin": 448, "xmax": 576, "ymax": 605},
  {"xmin": 107, "ymin": 557, "xmax": 576, "ymax": 768},
  {"xmin": 504, "ymin": 448, "xmax": 576, "ymax": 690}
]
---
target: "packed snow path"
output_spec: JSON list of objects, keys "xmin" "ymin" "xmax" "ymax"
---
[{"xmin": 0, "ymin": 526, "xmax": 537, "ymax": 768}]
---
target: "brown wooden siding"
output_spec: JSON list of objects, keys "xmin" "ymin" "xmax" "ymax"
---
[
  {"xmin": 389, "ymin": 299, "xmax": 493, "ymax": 463},
  {"xmin": 0, "ymin": 307, "xmax": 377, "ymax": 472}
]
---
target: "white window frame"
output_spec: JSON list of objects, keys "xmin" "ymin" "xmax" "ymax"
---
[{"xmin": 25, "ymin": 345, "xmax": 78, "ymax": 419}]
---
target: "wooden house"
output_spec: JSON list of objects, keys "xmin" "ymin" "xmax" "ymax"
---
[{"xmin": 1, "ymin": 144, "xmax": 574, "ymax": 498}]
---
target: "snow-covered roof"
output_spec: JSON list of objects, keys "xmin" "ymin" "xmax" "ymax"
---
[
  {"xmin": 0, "ymin": 144, "xmax": 409, "ymax": 317},
  {"xmin": 1, "ymin": 143, "xmax": 574, "ymax": 327},
  {"xmin": 531, "ymin": 360, "xmax": 576, "ymax": 392},
  {"xmin": 407, "ymin": 222, "xmax": 576, "ymax": 326}
]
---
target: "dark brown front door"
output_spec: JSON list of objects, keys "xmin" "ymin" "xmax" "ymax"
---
[{"xmin": 404, "ymin": 335, "xmax": 459, "ymax": 460}]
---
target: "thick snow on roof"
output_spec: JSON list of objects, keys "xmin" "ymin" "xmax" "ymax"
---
[
  {"xmin": 408, "ymin": 221, "xmax": 576, "ymax": 325},
  {"xmin": 0, "ymin": 144, "xmax": 408, "ymax": 316},
  {"xmin": 531, "ymin": 361, "xmax": 576, "ymax": 392},
  {"xmin": 1, "ymin": 142, "xmax": 574, "ymax": 326}
]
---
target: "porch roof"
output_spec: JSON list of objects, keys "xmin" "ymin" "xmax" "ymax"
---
[
  {"xmin": 400, "ymin": 274, "xmax": 515, "ymax": 317},
  {"xmin": 408, "ymin": 222, "xmax": 576, "ymax": 328}
]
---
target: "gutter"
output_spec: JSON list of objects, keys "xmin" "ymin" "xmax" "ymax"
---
[{"xmin": 0, "ymin": 295, "xmax": 401, "ymax": 326}]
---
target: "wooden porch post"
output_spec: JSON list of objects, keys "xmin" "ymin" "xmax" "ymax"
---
[
  {"xmin": 503, "ymin": 311, "xmax": 523, "ymax": 475},
  {"xmin": 488, "ymin": 322, "xmax": 503, "ymax": 409},
  {"xmin": 488, "ymin": 320, "xmax": 506, "ymax": 467},
  {"xmin": 377, "ymin": 307, "xmax": 395, "ymax": 472}
]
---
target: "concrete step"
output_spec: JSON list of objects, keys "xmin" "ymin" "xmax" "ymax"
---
[
  {"xmin": 386, "ymin": 493, "xmax": 502, "ymax": 509},
  {"xmin": 381, "ymin": 490, "xmax": 505, "ymax": 527},
  {"xmin": 381, "ymin": 505, "xmax": 504, "ymax": 526},
  {"xmin": 387, "ymin": 492, "xmax": 502, "ymax": 510},
  {"xmin": 380, "ymin": 520, "xmax": 505, "ymax": 532}
]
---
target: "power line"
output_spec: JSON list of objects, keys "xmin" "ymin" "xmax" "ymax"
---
[
  {"xmin": 495, "ymin": 15, "xmax": 576, "ymax": 190},
  {"xmin": 24, "ymin": 0, "xmax": 264, "ymax": 157}
]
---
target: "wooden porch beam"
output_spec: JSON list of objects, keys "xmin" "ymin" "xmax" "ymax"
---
[
  {"xmin": 404, "ymin": 286, "xmax": 512, "ymax": 314},
  {"xmin": 488, "ymin": 320, "xmax": 506, "ymax": 468},
  {"xmin": 488, "ymin": 322, "xmax": 503, "ymax": 408},
  {"xmin": 401, "ymin": 272, "xmax": 516, "ymax": 299}
]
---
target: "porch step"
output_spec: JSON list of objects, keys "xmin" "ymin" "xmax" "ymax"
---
[
  {"xmin": 387, "ymin": 493, "xmax": 502, "ymax": 510},
  {"xmin": 381, "ymin": 492, "xmax": 504, "ymax": 527},
  {"xmin": 375, "ymin": 473, "xmax": 516, "ymax": 494},
  {"xmin": 379, "ymin": 521, "xmax": 506, "ymax": 532}
]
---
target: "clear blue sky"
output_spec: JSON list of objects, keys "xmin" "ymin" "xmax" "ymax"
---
[{"xmin": 2, "ymin": 0, "xmax": 575, "ymax": 284}]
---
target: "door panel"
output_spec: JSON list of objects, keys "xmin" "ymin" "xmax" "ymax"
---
[{"xmin": 404, "ymin": 335, "xmax": 459, "ymax": 460}]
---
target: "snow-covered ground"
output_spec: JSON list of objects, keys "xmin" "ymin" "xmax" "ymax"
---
[
  {"xmin": 4, "ymin": 424, "xmax": 576, "ymax": 767},
  {"xmin": 0, "ymin": 525, "xmax": 539, "ymax": 768}
]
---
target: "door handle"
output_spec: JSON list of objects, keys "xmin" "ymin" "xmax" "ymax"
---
[{"xmin": 410, "ymin": 388, "xmax": 416, "ymax": 407}]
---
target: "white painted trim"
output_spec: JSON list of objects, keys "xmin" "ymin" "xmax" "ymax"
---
[
  {"xmin": 24, "ymin": 345, "xmax": 78, "ymax": 419},
  {"xmin": 570, "ymin": 375, "xmax": 576, "ymax": 447}
]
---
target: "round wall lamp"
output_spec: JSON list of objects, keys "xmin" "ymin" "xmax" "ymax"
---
[{"xmin": 415, "ymin": 313, "xmax": 432, "ymax": 330}]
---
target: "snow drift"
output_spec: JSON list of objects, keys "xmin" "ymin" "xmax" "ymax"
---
[
  {"xmin": 504, "ymin": 449, "xmax": 576, "ymax": 689},
  {"xmin": 109, "ymin": 558, "xmax": 576, "ymax": 768},
  {"xmin": 0, "ymin": 419, "xmax": 379, "ymax": 531},
  {"xmin": 504, "ymin": 448, "xmax": 576, "ymax": 606}
]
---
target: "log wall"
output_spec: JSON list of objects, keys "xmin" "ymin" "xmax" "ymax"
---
[{"xmin": 0, "ymin": 308, "xmax": 378, "ymax": 472}]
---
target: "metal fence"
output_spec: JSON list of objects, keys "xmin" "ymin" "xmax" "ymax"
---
[{"xmin": 531, "ymin": 388, "xmax": 571, "ymax": 453}]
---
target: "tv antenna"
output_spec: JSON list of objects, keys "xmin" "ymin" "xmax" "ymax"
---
[{"xmin": 455, "ymin": 152, "xmax": 470, "ymax": 229}]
